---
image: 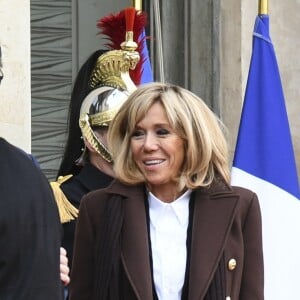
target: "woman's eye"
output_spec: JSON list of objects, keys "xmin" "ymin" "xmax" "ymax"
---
[
  {"xmin": 156, "ymin": 128, "xmax": 170, "ymax": 136},
  {"xmin": 131, "ymin": 130, "xmax": 144, "ymax": 138}
]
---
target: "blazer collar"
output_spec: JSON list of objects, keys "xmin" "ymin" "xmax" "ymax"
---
[{"xmin": 108, "ymin": 181, "xmax": 154, "ymax": 300}]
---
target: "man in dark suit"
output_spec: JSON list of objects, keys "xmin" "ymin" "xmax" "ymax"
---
[{"xmin": 0, "ymin": 137, "xmax": 63, "ymax": 300}]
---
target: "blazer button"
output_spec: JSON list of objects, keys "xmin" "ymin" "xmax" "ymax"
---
[{"xmin": 228, "ymin": 258, "xmax": 237, "ymax": 271}]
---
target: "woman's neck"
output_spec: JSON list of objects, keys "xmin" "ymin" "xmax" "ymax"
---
[{"xmin": 147, "ymin": 184, "xmax": 187, "ymax": 203}]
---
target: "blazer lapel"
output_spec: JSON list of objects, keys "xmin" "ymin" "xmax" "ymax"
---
[
  {"xmin": 120, "ymin": 186, "xmax": 153, "ymax": 300},
  {"xmin": 188, "ymin": 187, "xmax": 239, "ymax": 299}
]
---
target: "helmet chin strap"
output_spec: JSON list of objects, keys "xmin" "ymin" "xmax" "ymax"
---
[{"xmin": 79, "ymin": 114, "xmax": 113, "ymax": 163}]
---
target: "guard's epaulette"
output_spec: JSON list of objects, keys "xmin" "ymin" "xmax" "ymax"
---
[{"xmin": 50, "ymin": 175, "xmax": 79, "ymax": 223}]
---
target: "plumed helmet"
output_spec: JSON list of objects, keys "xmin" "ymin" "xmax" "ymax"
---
[{"xmin": 57, "ymin": 7, "xmax": 149, "ymax": 177}]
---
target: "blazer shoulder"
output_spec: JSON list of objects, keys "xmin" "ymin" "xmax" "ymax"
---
[
  {"xmin": 81, "ymin": 179, "xmax": 144, "ymax": 207},
  {"xmin": 80, "ymin": 185, "xmax": 113, "ymax": 211},
  {"xmin": 231, "ymin": 185, "xmax": 261, "ymax": 219},
  {"xmin": 231, "ymin": 185, "xmax": 258, "ymax": 200}
]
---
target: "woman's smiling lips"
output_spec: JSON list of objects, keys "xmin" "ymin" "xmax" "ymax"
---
[
  {"xmin": 142, "ymin": 159, "xmax": 166, "ymax": 171},
  {"xmin": 143, "ymin": 159, "xmax": 164, "ymax": 165}
]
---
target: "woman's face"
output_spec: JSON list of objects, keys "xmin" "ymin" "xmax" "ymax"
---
[{"xmin": 130, "ymin": 101, "xmax": 185, "ymax": 198}]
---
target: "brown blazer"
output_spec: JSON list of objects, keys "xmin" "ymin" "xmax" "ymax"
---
[{"xmin": 69, "ymin": 178, "xmax": 264, "ymax": 300}]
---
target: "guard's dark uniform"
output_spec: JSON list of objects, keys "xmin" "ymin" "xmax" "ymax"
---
[{"xmin": 59, "ymin": 163, "xmax": 113, "ymax": 267}]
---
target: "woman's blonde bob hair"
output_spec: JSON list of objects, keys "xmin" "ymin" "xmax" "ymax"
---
[{"xmin": 108, "ymin": 82, "xmax": 230, "ymax": 190}]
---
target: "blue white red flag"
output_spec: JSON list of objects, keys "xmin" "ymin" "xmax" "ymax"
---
[{"xmin": 231, "ymin": 14, "xmax": 300, "ymax": 299}]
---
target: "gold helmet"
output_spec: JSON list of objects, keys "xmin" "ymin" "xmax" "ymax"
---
[{"xmin": 77, "ymin": 7, "xmax": 147, "ymax": 164}]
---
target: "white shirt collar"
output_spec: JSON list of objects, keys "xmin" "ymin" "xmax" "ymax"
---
[{"xmin": 148, "ymin": 189, "xmax": 191, "ymax": 227}]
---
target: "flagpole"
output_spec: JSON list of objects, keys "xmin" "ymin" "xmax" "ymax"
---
[
  {"xmin": 153, "ymin": 0, "xmax": 165, "ymax": 83},
  {"xmin": 258, "ymin": 0, "xmax": 268, "ymax": 14}
]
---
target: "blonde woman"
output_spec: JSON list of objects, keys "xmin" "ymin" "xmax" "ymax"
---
[{"xmin": 70, "ymin": 82, "xmax": 264, "ymax": 300}]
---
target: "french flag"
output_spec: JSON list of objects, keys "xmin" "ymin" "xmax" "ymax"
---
[{"xmin": 231, "ymin": 14, "xmax": 300, "ymax": 299}]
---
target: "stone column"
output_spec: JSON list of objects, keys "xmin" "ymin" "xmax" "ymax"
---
[
  {"xmin": 144, "ymin": 0, "xmax": 220, "ymax": 111},
  {"xmin": 0, "ymin": 0, "xmax": 31, "ymax": 152}
]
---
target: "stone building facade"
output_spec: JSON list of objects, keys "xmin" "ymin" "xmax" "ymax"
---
[{"xmin": 0, "ymin": 0, "xmax": 299, "ymax": 180}]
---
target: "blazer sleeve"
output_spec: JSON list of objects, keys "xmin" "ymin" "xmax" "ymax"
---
[
  {"xmin": 69, "ymin": 194, "xmax": 97, "ymax": 300},
  {"xmin": 239, "ymin": 192, "xmax": 264, "ymax": 299}
]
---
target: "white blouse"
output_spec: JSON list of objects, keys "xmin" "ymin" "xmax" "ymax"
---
[{"xmin": 148, "ymin": 189, "xmax": 191, "ymax": 300}]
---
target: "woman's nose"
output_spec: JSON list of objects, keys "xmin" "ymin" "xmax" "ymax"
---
[{"xmin": 143, "ymin": 133, "xmax": 159, "ymax": 151}]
